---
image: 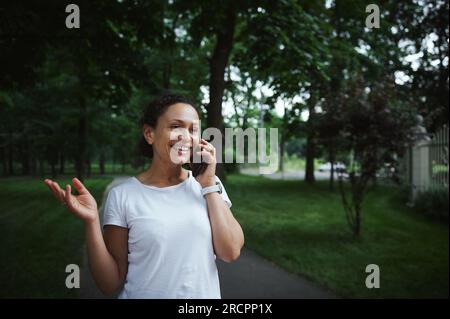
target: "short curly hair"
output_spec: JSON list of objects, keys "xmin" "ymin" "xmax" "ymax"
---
[{"xmin": 138, "ymin": 93, "xmax": 199, "ymax": 158}]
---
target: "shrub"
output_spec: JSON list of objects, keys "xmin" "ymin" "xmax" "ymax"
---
[{"xmin": 414, "ymin": 187, "xmax": 449, "ymax": 223}]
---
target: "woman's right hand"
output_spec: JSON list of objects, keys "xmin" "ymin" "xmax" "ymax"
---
[{"xmin": 44, "ymin": 178, "xmax": 99, "ymax": 223}]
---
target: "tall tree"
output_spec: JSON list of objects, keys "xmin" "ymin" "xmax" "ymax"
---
[
  {"xmin": 236, "ymin": 0, "xmax": 332, "ymax": 182},
  {"xmin": 182, "ymin": 0, "xmax": 240, "ymax": 178}
]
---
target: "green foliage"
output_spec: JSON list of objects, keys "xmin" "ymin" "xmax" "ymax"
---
[
  {"xmin": 1, "ymin": 0, "xmax": 447, "ymax": 179},
  {"xmin": 336, "ymin": 78, "xmax": 419, "ymax": 236},
  {"xmin": 414, "ymin": 187, "xmax": 449, "ymax": 223}
]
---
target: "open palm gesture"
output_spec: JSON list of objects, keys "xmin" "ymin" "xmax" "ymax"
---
[{"xmin": 44, "ymin": 178, "xmax": 98, "ymax": 223}]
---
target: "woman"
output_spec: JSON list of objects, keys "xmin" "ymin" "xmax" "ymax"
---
[{"xmin": 44, "ymin": 94, "xmax": 244, "ymax": 298}]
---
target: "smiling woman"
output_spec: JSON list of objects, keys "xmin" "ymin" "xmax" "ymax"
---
[
  {"xmin": 44, "ymin": 93, "xmax": 244, "ymax": 299},
  {"xmin": 138, "ymin": 94, "xmax": 198, "ymax": 160}
]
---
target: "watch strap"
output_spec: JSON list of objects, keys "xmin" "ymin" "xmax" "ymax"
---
[{"xmin": 201, "ymin": 182, "xmax": 222, "ymax": 196}]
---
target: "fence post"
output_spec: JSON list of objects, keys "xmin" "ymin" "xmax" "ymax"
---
[{"xmin": 411, "ymin": 140, "xmax": 430, "ymax": 200}]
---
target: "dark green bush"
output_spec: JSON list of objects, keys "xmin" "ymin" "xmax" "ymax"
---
[{"xmin": 414, "ymin": 187, "xmax": 449, "ymax": 223}]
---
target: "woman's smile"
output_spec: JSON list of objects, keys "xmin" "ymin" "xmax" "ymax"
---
[
  {"xmin": 174, "ymin": 144, "xmax": 191, "ymax": 156},
  {"xmin": 169, "ymin": 141, "xmax": 194, "ymax": 163}
]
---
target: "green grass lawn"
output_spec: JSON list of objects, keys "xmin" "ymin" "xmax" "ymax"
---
[
  {"xmin": 0, "ymin": 176, "xmax": 112, "ymax": 298},
  {"xmin": 225, "ymin": 174, "xmax": 449, "ymax": 298}
]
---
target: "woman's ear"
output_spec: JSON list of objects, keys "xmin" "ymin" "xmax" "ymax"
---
[{"xmin": 142, "ymin": 124, "xmax": 154, "ymax": 145}]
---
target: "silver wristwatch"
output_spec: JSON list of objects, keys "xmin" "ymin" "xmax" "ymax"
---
[{"xmin": 201, "ymin": 182, "xmax": 222, "ymax": 197}]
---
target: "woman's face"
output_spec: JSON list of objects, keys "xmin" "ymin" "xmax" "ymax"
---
[{"xmin": 144, "ymin": 103, "xmax": 200, "ymax": 165}]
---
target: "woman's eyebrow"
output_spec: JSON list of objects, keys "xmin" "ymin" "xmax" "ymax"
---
[{"xmin": 170, "ymin": 119, "xmax": 198, "ymax": 125}]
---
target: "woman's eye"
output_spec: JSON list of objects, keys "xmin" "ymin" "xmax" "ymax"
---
[{"xmin": 170, "ymin": 125, "xmax": 180, "ymax": 129}]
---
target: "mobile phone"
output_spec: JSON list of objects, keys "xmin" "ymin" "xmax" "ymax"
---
[
  {"xmin": 189, "ymin": 140, "xmax": 209, "ymax": 177},
  {"xmin": 190, "ymin": 161, "xmax": 208, "ymax": 177}
]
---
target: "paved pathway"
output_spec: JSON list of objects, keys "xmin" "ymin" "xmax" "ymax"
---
[{"xmin": 239, "ymin": 167, "xmax": 345, "ymax": 181}]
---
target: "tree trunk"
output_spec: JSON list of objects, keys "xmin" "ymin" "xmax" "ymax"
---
[
  {"xmin": 99, "ymin": 151, "xmax": 105, "ymax": 175},
  {"xmin": 330, "ymin": 161, "xmax": 335, "ymax": 190},
  {"xmin": 305, "ymin": 93, "xmax": 316, "ymax": 184},
  {"xmin": 354, "ymin": 207, "xmax": 361, "ymax": 237},
  {"xmin": 21, "ymin": 141, "xmax": 30, "ymax": 176},
  {"xmin": 305, "ymin": 139, "xmax": 315, "ymax": 183},
  {"xmin": 38, "ymin": 158, "xmax": 45, "ymax": 176},
  {"xmin": 87, "ymin": 157, "xmax": 91, "ymax": 178},
  {"xmin": 1, "ymin": 143, "xmax": 7, "ymax": 177},
  {"xmin": 1, "ymin": 149, "xmax": 6, "ymax": 177},
  {"xmin": 112, "ymin": 154, "xmax": 116, "ymax": 174},
  {"xmin": 31, "ymin": 154, "xmax": 37, "ymax": 176},
  {"xmin": 59, "ymin": 152, "xmax": 65, "ymax": 175},
  {"xmin": 49, "ymin": 148, "xmax": 58, "ymax": 178},
  {"xmin": 279, "ymin": 142, "xmax": 285, "ymax": 173},
  {"xmin": 207, "ymin": 2, "xmax": 237, "ymax": 180},
  {"xmin": 77, "ymin": 106, "xmax": 87, "ymax": 181},
  {"xmin": 8, "ymin": 131, "xmax": 14, "ymax": 176},
  {"xmin": 279, "ymin": 105, "xmax": 288, "ymax": 174},
  {"xmin": 329, "ymin": 145, "xmax": 336, "ymax": 190},
  {"xmin": 230, "ymin": 87, "xmax": 241, "ymax": 127},
  {"xmin": 76, "ymin": 98, "xmax": 88, "ymax": 182},
  {"xmin": 51, "ymin": 162, "xmax": 57, "ymax": 179}
]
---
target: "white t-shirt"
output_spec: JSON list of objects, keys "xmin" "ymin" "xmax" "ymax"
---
[{"xmin": 101, "ymin": 170, "xmax": 232, "ymax": 299}]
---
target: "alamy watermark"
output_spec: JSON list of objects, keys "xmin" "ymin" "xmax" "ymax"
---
[
  {"xmin": 365, "ymin": 4, "xmax": 380, "ymax": 29},
  {"xmin": 168, "ymin": 121, "xmax": 279, "ymax": 174},
  {"xmin": 65, "ymin": 264, "xmax": 80, "ymax": 289},
  {"xmin": 365, "ymin": 264, "xmax": 380, "ymax": 289},
  {"xmin": 65, "ymin": 4, "xmax": 80, "ymax": 29}
]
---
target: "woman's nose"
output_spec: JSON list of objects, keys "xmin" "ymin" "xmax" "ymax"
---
[{"xmin": 177, "ymin": 130, "xmax": 190, "ymax": 142}]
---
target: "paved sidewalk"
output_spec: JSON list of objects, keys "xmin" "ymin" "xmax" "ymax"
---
[
  {"xmin": 217, "ymin": 249, "xmax": 337, "ymax": 299},
  {"xmin": 239, "ymin": 167, "xmax": 345, "ymax": 181}
]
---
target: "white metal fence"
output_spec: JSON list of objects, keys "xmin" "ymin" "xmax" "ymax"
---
[{"xmin": 403, "ymin": 125, "xmax": 449, "ymax": 200}]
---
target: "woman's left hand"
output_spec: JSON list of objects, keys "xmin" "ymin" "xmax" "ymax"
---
[{"xmin": 195, "ymin": 139, "xmax": 217, "ymax": 188}]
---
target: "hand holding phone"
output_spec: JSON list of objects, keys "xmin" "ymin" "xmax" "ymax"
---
[{"xmin": 190, "ymin": 145, "xmax": 208, "ymax": 177}]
